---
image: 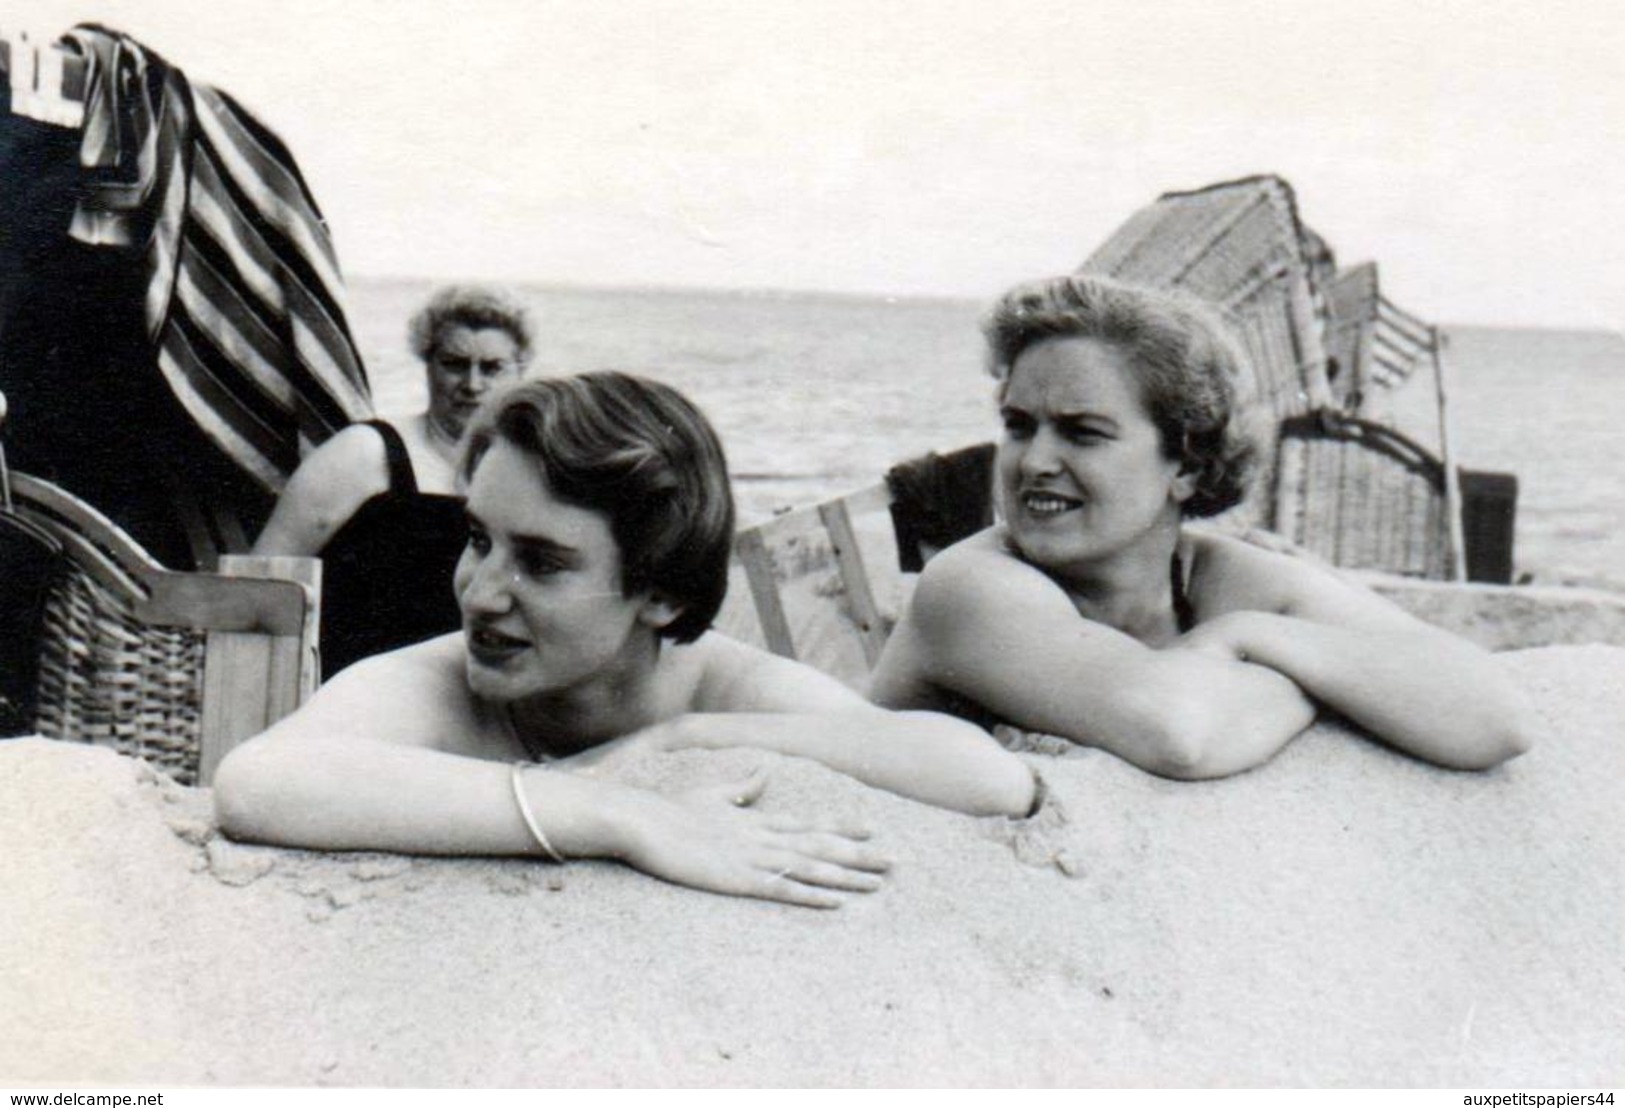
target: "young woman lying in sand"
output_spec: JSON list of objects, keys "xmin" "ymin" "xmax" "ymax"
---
[
  {"xmin": 216, "ymin": 372, "xmax": 1036, "ymax": 908},
  {"xmin": 869, "ymin": 274, "xmax": 1536, "ymax": 778}
]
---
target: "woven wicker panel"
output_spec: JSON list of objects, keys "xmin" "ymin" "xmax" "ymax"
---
[
  {"xmin": 1277, "ymin": 436, "xmax": 1450, "ymax": 579},
  {"xmin": 1087, "ymin": 182, "xmax": 1306, "ymax": 307},
  {"xmin": 33, "ymin": 564, "xmax": 205, "ymax": 784}
]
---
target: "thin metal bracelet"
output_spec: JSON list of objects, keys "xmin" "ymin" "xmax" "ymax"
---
[
  {"xmin": 510, "ymin": 761, "xmax": 565, "ymax": 864},
  {"xmin": 1025, "ymin": 768, "xmax": 1049, "ymax": 819}
]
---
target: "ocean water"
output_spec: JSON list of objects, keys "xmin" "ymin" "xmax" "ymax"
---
[{"xmin": 348, "ymin": 278, "xmax": 1624, "ymax": 587}]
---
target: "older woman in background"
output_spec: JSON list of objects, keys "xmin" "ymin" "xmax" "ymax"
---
[
  {"xmin": 253, "ymin": 285, "xmax": 533, "ymax": 678},
  {"xmin": 870, "ymin": 274, "xmax": 1535, "ymax": 777}
]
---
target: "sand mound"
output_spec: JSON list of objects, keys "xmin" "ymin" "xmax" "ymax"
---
[{"xmin": 3, "ymin": 646, "xmax": 1621, "ymax": 1087}]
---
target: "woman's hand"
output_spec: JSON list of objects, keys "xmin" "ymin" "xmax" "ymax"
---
[{"xmin": 610, "ymin": 772, "xmax": 891, "ymax": 909}]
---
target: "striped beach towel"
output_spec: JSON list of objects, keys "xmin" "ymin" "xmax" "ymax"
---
[{"xmin": 62, "ymin": 23, "xmax": 372, "ymax": 494}]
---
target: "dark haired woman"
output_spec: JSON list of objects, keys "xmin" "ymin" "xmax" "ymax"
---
[{"xmin": 217, "ymin": 372, "xmax": 1037, "ymax": 909}]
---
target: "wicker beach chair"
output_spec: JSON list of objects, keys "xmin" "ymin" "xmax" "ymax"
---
[
  {"xmin": 1078, "ymin": 175, "xmax": 1473, "ymax": 580},
  {"xmin": 1, "ymin": 432, "xmax": 320, "ymax": 784}
]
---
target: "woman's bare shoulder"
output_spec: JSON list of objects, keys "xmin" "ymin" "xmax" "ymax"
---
[
  {"xmin": 285, "ymin": 427, "xmax": 392, "ymax": 519},
  {"xmin": 687, "ymin": 631, "xmax": 867, "ymax": 713},
  {"xmin": 287, "ymin": 633, "xmax": 490, "ymax": 750},
  {"xmin": 910, "ymin": 527, "xmax": 1070, "ymax": 626},
  {"xmin": 301, "ymin": 421, "xmax": 389, "ymax": 476},
  {"xmin": 1186, "ymin": 527, "xmax": 1367, "ymax": 614}
]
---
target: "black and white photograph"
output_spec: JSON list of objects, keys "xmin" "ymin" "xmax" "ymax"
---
[{"xmin": 2, "ymin": 0, "xmax": 1622, "ymax": 1092}]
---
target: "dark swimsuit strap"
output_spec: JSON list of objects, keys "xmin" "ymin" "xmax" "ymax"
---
[
  {"xmin": 363, "ymin": 419, "xmax": 419, "ymax": 496},
  {"xmin": 1171, "ymin": 548, "xmax": 1196, "ymax": 634}
]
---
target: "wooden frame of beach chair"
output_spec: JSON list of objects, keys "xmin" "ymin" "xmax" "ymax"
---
[
  {"xmin": 1302, "ymin": 265, "xmax": 1469, "ymax": 580},
  {"xmin": 734, "ymin": 481, "xmax": 897, "ymax": 670},
  {"xmin": 731, "ymin": 443, "xmax": 1000, "ymax": 674},
  {"xmin": 6, "ymin": 470, "xmax": 320, "ymax": 784}
]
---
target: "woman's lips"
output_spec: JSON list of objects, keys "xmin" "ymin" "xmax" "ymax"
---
[
  {"xmin": 1019, "ymin": 490, "xmax": 1083, "ymax": 519},
  {"xmin": 466, "ymin": 625, "xmax": 528, "ymax": 664}
]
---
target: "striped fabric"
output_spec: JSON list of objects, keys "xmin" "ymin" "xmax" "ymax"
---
[
  {"xmin": 63, "ymin": 24, "xmax": 371, "ymax": 493},
  {"xmin": 1326, "ymin": 262, "xmax": 1436, "ymax": 394},
  {"xmin": 1369, "ymin": 293, "xmax": 1436, "ymax": 390}
]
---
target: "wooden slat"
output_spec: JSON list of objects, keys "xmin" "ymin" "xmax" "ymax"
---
[
  {"xmin": 12, "ymin": 471, "xmax": 160, "ymax": 583},
  {"xmin": 817, "ymin": 497, "xmax": 887, "ymax": 668},
  {"xmin": 838, "ymin": 481, "xmax": 893, "ymax": 518},
  {"xmin": 734, "ymin": 528, "xmax": 796, "ymax": 660},
  {"xmin": 198, "ymin": 555, "xmax": 320, "ymax": 783},
  {"xmin": 14, "ymin": 472, "xmax": 312, "ymax": 634},
  {"xmin": 1431, "ymin": 330, "xmax": 1468, "ymax": 582},
  {"xmin": 143, "ymin": 573, "xmax": 312, "ymax": 636},
  {"xmin": 732, "ymin": 480, "xmax": 899, "ymax": 671}
]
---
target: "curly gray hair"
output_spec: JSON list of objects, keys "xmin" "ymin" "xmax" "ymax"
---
[
  {"xmin": 983, "ymin": 274, "xmax": 1258, "ymax": 518},
  {"xmin": 408, "ymin": 284, "xmax": 534, "ymax": 365}
]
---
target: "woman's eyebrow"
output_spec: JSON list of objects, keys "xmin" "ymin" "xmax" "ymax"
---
[
  {"xmin": 512, "ymin": 534, "xmax": 581, "ymax": 563},
  {"xmin": 1054, "ymin": 410, "xmax": 1120, "ymax": 430},
  {"xmin": 464, "ymin": 509, "xmax": 580, "ymax": 557}
]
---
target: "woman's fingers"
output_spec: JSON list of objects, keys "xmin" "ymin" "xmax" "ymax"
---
[
  {"xmin": 750, "ymin": 878, "xmax": 845, "ymax": 910},
  {"xmin": 764, "ymin": 815, "xmax": 874, "ymax": 841},
  {"xmin": 778, "ymin": 830, "xmax": 891, "ymax": 874},
  {"xmin": 761, "ymin": 854, "xmax": 886, "ymax": 894},
  {"xmin": 735, "ymin": 855, "xmax": 879, "ymax": 908},
  {"xmin": 636, "ymin": 787, "xmax": 892, "ymax": 909}
]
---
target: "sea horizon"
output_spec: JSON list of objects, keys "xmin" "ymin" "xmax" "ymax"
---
[{"xmin": 346, "ymin": 277, "xmax": 1625, "ymax": 589}]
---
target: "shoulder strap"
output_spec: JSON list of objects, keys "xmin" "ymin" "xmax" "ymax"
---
[
  {"xmin": 1170, "ymin": 549, "xmax": 1197, "ymax": 634},
  {"xmin": 363, "ymin": 420, "xmax": 418, "ymax": 496}
]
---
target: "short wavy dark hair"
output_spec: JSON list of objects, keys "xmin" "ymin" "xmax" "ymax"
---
[
  {"xmin": 459, "ymin": 372, "xmax": 734, "ymax": 643},
  {"xmin": 983, "ymin": 274, "xmax": 1257, "ymax": 518},
  {"xmin": 408, "ymin": 284, "xmax": 534, "ymax": 365}
]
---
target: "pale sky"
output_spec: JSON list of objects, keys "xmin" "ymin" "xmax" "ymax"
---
[{"xmin": 11, "ymin": 0, "xmax": 1625, "ymax": 327}]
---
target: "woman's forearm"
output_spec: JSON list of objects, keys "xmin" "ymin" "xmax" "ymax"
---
[
  {"xmin": 214, "ymin": 732, "xmax": 892, "ymax": 909},
  {"xmin": 212, "ymin": 735, "xmax": 629, "ymax": 858},
  {"xmin": 668, "ymin": 711, "xmax": 1038, "ymax": 818},
  {"xmin": 1091, "ymin": 650, "xmax": 1316, "ymax": 779},
  {"xmin": 1230, "ymin": 613, "xmax": 1536, "ymax": 768}
]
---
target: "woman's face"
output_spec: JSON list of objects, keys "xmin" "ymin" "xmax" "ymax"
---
[
  {"xmin": 454, "ymin": 439, "xmax": 663, "ymax": 705},
  {"xmin": 997, "ymin": 336, "xmax": 1192, "ymax": 574},
  {"xmin": 426, "ymin": 325, "xmax": 524, "ymax": 440}
]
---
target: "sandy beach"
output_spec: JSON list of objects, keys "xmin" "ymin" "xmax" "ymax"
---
[{"xmin": 5, "ymin": 644, "xmax": 1620, "ymax": 1087}]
